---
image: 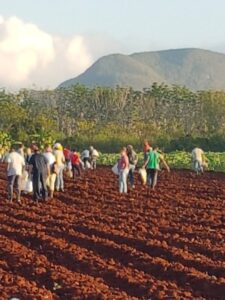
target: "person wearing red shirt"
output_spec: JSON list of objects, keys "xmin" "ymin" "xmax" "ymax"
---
[
  {"xmin": 63, "ymin": 148, "xmax": 71, "ymax": 167},
  {"xmin": 70, "ymin": 149, "xmax": 81, "ymax": 179}
]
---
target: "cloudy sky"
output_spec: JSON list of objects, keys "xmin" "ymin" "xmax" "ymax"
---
[{"xmin": 1, "ymin": 0, "xmax": 225, "ymax": 89}]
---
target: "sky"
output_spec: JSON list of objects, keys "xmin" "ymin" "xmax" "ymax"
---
[{"xmin": 1, "ymin": 0, "xmax": 225, "ymax": 89}]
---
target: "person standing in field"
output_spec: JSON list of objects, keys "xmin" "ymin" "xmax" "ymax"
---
[
  {"xmin": 43, "ymin": 145, "xmax": 57, "ymax": 199},
  {"xmin": 118, "ymin": 147, "xmax": 129, "ymax": 193},
  {"xmin": 6, "ymin": 147, "xmax": 25, "ymax": 203},
  {"xmin": 29, "ymin": 145, "xmax": 49, "ymax": 202},
  {"xmin": 53, "ymin": 143, "xmax": 65, "ymax": 192},
  {"xmin": 89, "ymin": 146, "xmax": 99, "ymax": 169},
  {"xmin": 143, "ymin": 146, "xmax": 170, "ymax": 190},
  {"xmin": 81, "ymin": 149, "xmax": 90, "ymax": 169},
  {"xmin": 126, "ymin": 145, "xmax": 138, "ymax": 189},
  {"xmin": 70, "ymin": 148, "xmax": 81, "ymax": 178},
  {"xmin": 191, "ymin": 147, "xmax": 207, "ymax": 174}
]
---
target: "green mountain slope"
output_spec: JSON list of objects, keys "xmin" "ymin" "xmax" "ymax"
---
[{"xmin": 59, "ymin": 48, "xmax": 225, "ymax": 90}]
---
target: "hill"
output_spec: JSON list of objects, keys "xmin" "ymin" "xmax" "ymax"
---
[{"xmin": 59, "ymin": 48, "xmax": 225, "ymax": 90}]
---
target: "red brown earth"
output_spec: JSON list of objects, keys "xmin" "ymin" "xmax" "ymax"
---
[{"xmin": 0, "ymin": 162, "xmax": 224, "ymax": 299}]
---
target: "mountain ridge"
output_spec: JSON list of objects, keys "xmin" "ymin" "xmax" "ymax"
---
[{"xmin": 59, "ymin": 48, "xmax": 225, "ymax": 90}]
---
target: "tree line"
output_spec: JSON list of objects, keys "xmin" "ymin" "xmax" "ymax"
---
[{"xmin": 0, "ymin": 83, "xmax": 225, "ymax": 152}]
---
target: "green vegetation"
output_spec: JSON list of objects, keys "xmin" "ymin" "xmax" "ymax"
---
[
  {"xmin": 0, "ymin": 83, "xmax": 225, "ymax": 156},
  {"xmin": 98, "ymin": 151, "xmax": 225, "ymax": 172}
]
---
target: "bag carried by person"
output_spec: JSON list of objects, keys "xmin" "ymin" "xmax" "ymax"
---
[
  {"xmin": 112, "ymin": 162, "xmax": 119, "ymax": 175},
  {"xmin": 139, "ymin": 167, "xmax": 147, "ymax": 185},
  {"xmin": 24, "ymin": 178, "xmax": 33, "ymax": 193}
]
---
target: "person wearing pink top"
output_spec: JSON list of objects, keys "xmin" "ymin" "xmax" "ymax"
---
[{"xmin": 117, "ymin": 148, "xmax": 129, "ymax": 193}]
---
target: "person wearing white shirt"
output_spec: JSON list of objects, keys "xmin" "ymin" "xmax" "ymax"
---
[
  {"xmin": 6, "ymin": 148, "xmax": 25, "ymax": 202},
  {"xmin": 191, "ymin": 147, "xmax": 205, "ymax": 174}
]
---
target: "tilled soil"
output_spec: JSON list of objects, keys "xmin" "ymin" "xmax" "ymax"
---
[{"xmin": 0, "ymin": 163, "xmax": 224, "ymax": 300}]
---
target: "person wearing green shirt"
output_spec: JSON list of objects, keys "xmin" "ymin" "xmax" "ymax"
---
[{"xmin": 143, "ymin": 146, "xmax": 170, "ymax": 190}]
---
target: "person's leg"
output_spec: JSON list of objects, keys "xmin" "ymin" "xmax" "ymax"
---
[
  {"xmin": 92, "ymin": 158, "xmax": 97, "ymax": 169},
  {"xmin": 146, "ymin": 169, "xmax": 151, "ymax": 186},
  {"xmin": 152, "ymin": 169, "xmax": 158, "ymax": 189},
  {"xmin": 56, "ymin": 167, "xmax": 64, "ymax": 191},
  {"xmin": 194, "ymin": 160, "xmax": 199, "ymax": 174},
  {"xmin": 83, "ymin": 158, "xmax": 88, "ymax": 169},
  {"xmin": 15, "ymin": 175, "xmax": 21, "ymax": 202},
  {"xmin": 49, "ymin": 173, "xmax": 56, "ymax": 198},
  {"xmin": 149, "ymin": 169, "xmax": 155, "ymax": 188},
  {"xmin": 129, "ymin": 165, "xmax": 135, "ymax": 187},
  {"xmin": 7, "ymin": 175, "xmax": 15, "ymax": 201},
  {"xmin": 119, "ymin": 171, "xmax": 123, "ymax": 193},
  {"xmin": 122, "ymin": 169, "xmax": 128, "ymax": 193},
  {"xmin": 32, "ymin": 173, "xmax": 41, "ymax": 201},
  {"xmin": 40, "ymin": 173, "xmax": 48, "ymax": 201},
  {"xmin": 74, "ymin": 164, "xmax": 81, "ymax": 176},
  {"xmin": 72, "ymin": 164, "xmax": 76, "ymax": 179},
  {"xmin": 59, "ymin": 166, "xmax": 64, "ymax": 191}
]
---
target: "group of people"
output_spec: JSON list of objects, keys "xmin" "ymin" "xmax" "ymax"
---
[
  {"xmin": 4, "ymin": 139, "xmax": 207, "ymax": 202},
  {"xmin": 5, "ymin": 143, "xmax": 99, "ymax": 203},
  {"xmin": 115, "ymin": 142, "xmax": 208, "ymax": 194},
  {"xmin": 116, "ymin": 141, "xmax": 170, "ymax": 193}
]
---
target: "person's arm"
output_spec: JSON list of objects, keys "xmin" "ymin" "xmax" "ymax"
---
[
  {"xmin": 142, "ymin": 156, "xmax": 149, "ymax": 168},
  {"xmin": 160, "ymin": 154, "xmax": 170, "ymax": 172}
]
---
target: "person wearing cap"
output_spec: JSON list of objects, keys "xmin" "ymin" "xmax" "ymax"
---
[
  {"xmin": 29, "ymin": 144, "xmax": 49, "ymax": 202},
  {"xmin": 53, "ymin": 143, "xmax": 65, "ymax": 192},
  {"xmin": 89, "ymin": 146, "xmax": 99, "ymax": 169},
  {"xmin": 43, "ymin": 145, "xmax": 57, "ymax": 199},
  {"xmin": 6, "ymin": 146, "xmax": 25, "ymax": 203},
  {"xmin": 126, "ymin": 145, "xmax": 138, "ymax": 189}
]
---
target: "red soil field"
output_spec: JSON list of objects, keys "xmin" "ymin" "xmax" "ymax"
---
[{"xmin": 0, "ymin": 162, "xmax": 224, "ymax": 300}]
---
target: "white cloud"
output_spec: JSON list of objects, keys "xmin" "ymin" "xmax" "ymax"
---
[
  {"xmin": 0, "ymin": 16, "xmax": 125, "ymax": 89},
  {"xmin": 66, "ymin": 36, "xmax": 92, "ymax": 73},
  {"xmin": 0, "ymin": 16, "xmax": 55, "ymax": 86}
]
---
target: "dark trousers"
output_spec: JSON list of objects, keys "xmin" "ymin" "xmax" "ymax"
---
[
  {"xmin": 72, "ymin": 164, "xmax": 81, "ymax": 178},
  {"xmin": 7, "ymin": 175, "xmax": 21, "ymax": 201},
  {"xmin": 147, "ymin": 169, "xmax": 158, "ymax": 189},
  {"xmin": 32, "ymin": 172, "xmax": 48, "ymax": 201},
  {"xmin": 128, "ymin": 165, "xmax": 135, "ymax": 186}
]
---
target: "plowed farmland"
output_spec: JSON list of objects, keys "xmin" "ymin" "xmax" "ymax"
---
[{"xmin": 0, "ymin": 163, "xmax": 225, "ymax": 300}]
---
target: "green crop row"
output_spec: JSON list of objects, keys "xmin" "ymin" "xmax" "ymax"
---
[{"xmin": 98, "ymin": 151, "xmax": 225, "ymax": 172}]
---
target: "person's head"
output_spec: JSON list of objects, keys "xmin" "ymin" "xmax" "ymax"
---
[
  {"xmin": 54, "ymin": 143, "xmax": 63, "ymax": 151},
  {"xmin": 45, "ymin": 145, "xmax": 52, "ymax": 152},
  {"xmin": 31, "ymin": 144, "xmax": 39, "ymax": 153},
  {"xmin": 126, "ymin": 144, "xmax": 133, "ymax": 153},
  {"xmin": 144, "ymin": 139, "xmax": 149, "ymax": 146},
  {"xmin": 153, "ymin": 146, "xmax": 159, "ymax": 151},
  {"xmin": 10, "ymin": 146, "xmax": 16, "ymax": 153},
  {"xmin": 18, "ymin": 143, "xmax": 24, "ymax": 149},
  {"xmin": 72, "ymin": 148, "xmax": 77, "ymax": 153},
  {"xmin": 89, "ymin": 146, "xmax": 94, "ymax": 151}
]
